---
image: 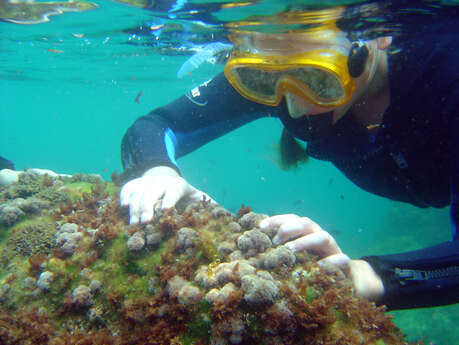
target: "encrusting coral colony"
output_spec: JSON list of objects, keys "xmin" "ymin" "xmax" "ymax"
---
[{"xmin": 0, "ymin": 171, "xmax": 421, "ymax": 344}]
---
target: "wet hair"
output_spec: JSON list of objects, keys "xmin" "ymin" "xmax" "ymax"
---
[
  {"xmin": 278, "ymin": 128, "xmax": 308, "ymax": 170},
  {"xmin": 0, "ymin": 156, "xmax": 14, "ymax": 170},
  {"xmin": 347, "ymin": 42, "xmax": 369, "ymax": 77}
]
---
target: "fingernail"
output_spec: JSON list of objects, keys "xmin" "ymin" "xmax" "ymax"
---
[
  {"xmin": 272, "ymin": 235, "xmax": 280, "ymax": 245},
  {"xmin": 285, "ymin": 242, "xmax": 296, "ymax": 252}
]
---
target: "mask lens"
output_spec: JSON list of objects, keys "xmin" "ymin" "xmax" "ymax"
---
[
  {"xmin": 290, "ymin": 67, "xmax": 344, "ymax": 100},
  {"xmin": 234, "ymin": 67, "xmax": 280, "ymax": 98},
  {"xmin": 233, "ymin": 66, "xmax": 344, "ymax": 103}
]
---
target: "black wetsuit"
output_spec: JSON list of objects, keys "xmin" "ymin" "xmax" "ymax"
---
[
  {"xmin": 0, "ymin": 156, "xmax": 14, "ymax": 170},
  {"xmin": 121, "ymin": 33, "xmax": 459, "ymax": 310}
]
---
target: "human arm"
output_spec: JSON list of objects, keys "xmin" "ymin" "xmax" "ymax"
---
[
  {"xmin": 120, "ymin": 73, "xmax": 279, "ymax": 223},
  {"xmin": 260, "ymin": 211, "xmax": 459, "ymax": 310},
  {"xmin": 259, "ymin": 215, "xmax": 385, "ymax": 301}
]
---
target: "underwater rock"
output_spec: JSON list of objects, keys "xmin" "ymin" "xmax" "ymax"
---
[
  {"xmin": 217, "ymin": 241, "xmax": 236, "ymax": 258},
  {"xmin": 55, "ymin": 223, "xmax": 83, "ymax": 255},
  {"xmin": 144, "ymin": 224, "xmax": 164, "ymax": 247},
  {"xmin": 241, "ymin": 271, "xmax": 278, "ymax": 308},
  {"xmin": 127, "ymin": 231, "xmax": 145, "ymax": 251},
  {"xmin": 228, "ymin": 221, "xmax": 242, "ymax": 233},
  {"xmin": 59, "ymin": 223, "xmax": 78, "ymax": 233},
  {"xmin": 145, "ymin": 232, "xmax": 163, "ymax": 247},
  {"xmin": 167, "ymin": 275, "xmax": 202, "ymax": 306},
  {"xmin": 36, "ymin": 271, "xmax": 53, "ymax": 291},
  {"xmin": 238, "ymin": 211, "xmax": 266, "ymax": 230},
  {"xmin": 0, "ymin": 175, "xmax": 413, "ymax": 344},
  {"xmin": 263, "ymin": 245, "xmax": 296, "ymax": 270},
  {"xmin": 212, "ymin": 206, "xmax": 232, "ymax": 218},
  {"xmin": 237, "ymin": 229, "xmax": 272, "ymax": 257},
  {"xmin": 177, "ymin": 227, "xmax": 200, "ymax": 255},
  {"xmin": 23, "ymin": 277, "xmax": 36, "ymax": 290},
  {"xmin": 205, "ymin": 282, "xmax": 238, "ymax": 304},
  {"xmin": 10, "ymin": 197, "xmax": 50, "ymax": 215},
  {"xmin": 72, "ymin": 285, "xmax": 93, "ymax": 308},
  {"xmin": 88, "ymin": 279, "xmax": 101, "ymax": 293},
  {"xmin": 0, "ymin": 204, "xmax": 24, "ymax": 226}
]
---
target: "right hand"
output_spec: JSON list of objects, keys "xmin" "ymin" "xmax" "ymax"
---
[
  {"xmin": 260, "ymin": 214, "xmax": 384, "ymax": 301},
  {"xmin": 120, "ymin": 166, "xmax": 216, "ymax": 224}
]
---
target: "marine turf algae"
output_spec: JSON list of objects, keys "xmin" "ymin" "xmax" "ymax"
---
[{"xmin": 0, "ymin": 171, "xmax": 416, "ymax": 344}]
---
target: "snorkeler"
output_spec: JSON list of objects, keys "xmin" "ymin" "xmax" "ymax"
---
[
  {"xmin": 119, "ymin": 11, "xmax": 459, "ymax": 310},
  {"xmin": 0, "ymin": 156, "xmax": 14, "ymax": 171}
]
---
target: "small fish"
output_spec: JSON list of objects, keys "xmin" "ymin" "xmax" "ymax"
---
[
  {"xmin": 135, "ymin": 91, "xmax": 142, "ymax": 104},
  {"xmin": 47, "ymin": 48, "xmax": 63, "ymax": 53}
]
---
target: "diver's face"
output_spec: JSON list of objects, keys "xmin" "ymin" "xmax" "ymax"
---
[
  {"xmin": 285, "ymin": 92, "xmax": 332, "ymax": 118},
  {"xmin": 285, "ymin": 39, "xmax": 382, "ymax": 121}
]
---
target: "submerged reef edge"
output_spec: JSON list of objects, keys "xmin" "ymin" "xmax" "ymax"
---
[{"xmin": 0, "ymin": 171, "xmax": 420, "ymax": 344}]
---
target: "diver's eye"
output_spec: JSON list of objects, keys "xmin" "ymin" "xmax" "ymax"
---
[{"xmin": 348, "ymin": 42, "xmax": 369, "ymax": 78}]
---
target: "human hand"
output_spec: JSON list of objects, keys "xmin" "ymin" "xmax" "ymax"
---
[
  {"xmin": 259, "ymin": 214, "xmax": 384, "ymax": 301},
  {"xmin": 120, "ymin": 166, "xmax": 216, "ymax": 224},
  {"xmin": 0, "ymin": 168, "xmax": 71, "ymax": 187},
  {"xmin": 0, "ymin": 169, "xmax": 21, "ymax": 186}
]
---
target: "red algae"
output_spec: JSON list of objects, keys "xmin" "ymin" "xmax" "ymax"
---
[{"xmin": 0, "ymin": 173, "xmax": 424, "ymax": 345}]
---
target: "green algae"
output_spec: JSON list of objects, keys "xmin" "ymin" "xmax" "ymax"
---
[
  {"xmin": 60, "ymin": 182, "xmax": 94, "ymax": 200},
  {"xmin": 2, "ymin": 172, "xmax": 70, "ymax": 204},
  {"xmin": 304, "ymin": 286, "xmax": 318, "ymax": 303},
  {"xmin": 184, "ymin": 315, "xmax": 212, "ymax": 343},
  {"xmin": 0, "ymin": 217, "xmax": 56, "ymax": 266},
  {"xmin": 0, "ymin": 173, "xmax": 417, "ymax": 345}
]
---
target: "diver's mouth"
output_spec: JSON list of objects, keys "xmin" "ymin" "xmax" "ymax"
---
[
  {"xmin": 285, "ymin": 92, "xmax": 333, "ymax": 118},
  {"xmin": 285, "ymin": 92, "xmax": 309, "ymax": 118}
]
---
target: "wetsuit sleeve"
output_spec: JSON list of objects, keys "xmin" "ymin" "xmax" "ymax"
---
[
  {"xmin": 0, "ymin": 156, "xmax": 14, "ymax": 170},
  {"xmin": 121, "ymin": 73, "xmax": 278, "ymax": 178},
  {"xmin": 361, "ymin": 83, "xmax": 459, "ymax": 311},
  {"xmin": 362, "ymin": 241, "xmax": 459, "ymax": 310}
]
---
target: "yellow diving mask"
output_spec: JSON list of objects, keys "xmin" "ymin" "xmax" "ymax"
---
[{"xmin": 224, "ymin": 13, "xmax": 366, "ymax": 110}]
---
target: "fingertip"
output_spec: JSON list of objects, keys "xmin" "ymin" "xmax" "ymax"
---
[
  {"xmin": 285, "ymin": 242, "xmax": 297, "ymax": 253},
  {"xmin": 161, "ymin": 190, "xmax": 180, "ymax": 209},
  {"xmin": 130, "ymin": 215, "xmax": 139, "ymax": 224},
  {"xmin": 319, "ymin": 253, "xmax": 350, "ymax": 268},
  {"xmin": 272, "ymin": 234, "xmax": 280, "ymax": 245},
  {"xmin": 120, "ymin": 182, "xmax": 133, "ymax": 205},
  {"xmin": 259, "ymin": 219, "xmax": 269, "ymax": 228},
  {"xmin": 140, "ymin": 211, "xmax": 153, "ymax": 224}
]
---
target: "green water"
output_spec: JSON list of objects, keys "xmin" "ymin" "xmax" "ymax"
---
[{"xmin": 1, "ymin": 0, "xmax": 458, "ymax": 344}]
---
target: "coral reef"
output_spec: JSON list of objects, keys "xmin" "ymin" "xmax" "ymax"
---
[{"xmin": 0, "ymin": 171, "xmax": 423, "ymax": 344}]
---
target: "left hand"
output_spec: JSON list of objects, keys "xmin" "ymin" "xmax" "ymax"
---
[{"xmin": 259, "ymin": 214, "xmax": 384, "ymax": 301}]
